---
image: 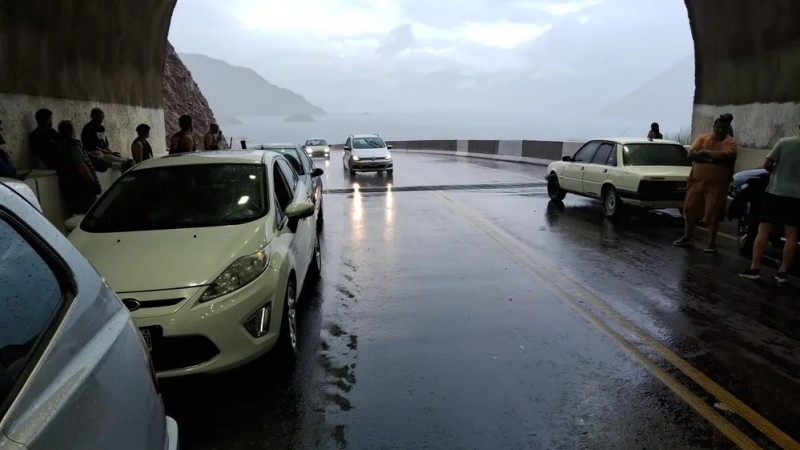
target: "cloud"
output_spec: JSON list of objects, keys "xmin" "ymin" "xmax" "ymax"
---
[
  {"xmin": 515, "ymin": 0, "xmax": 602, "ymax": 16},
  {"xmin": 377, "ymin": 24, "xmax": 416, "ymax": 57},
  {"xmin": 459, "ymin": 21, "xmax": 552, "ymax": 49}
]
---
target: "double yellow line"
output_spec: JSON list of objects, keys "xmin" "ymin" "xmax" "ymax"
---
[{"xmin": 399, "ymin": 173, "xmax": 799, "ymax": 449}]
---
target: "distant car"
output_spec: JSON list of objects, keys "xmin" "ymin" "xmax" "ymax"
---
[
  {"xmin": 254, "ymin": 143, "xmax": 325, "ymax": 228},
  {"xmin": 68, "ymin": 150, "xmax": 321, "ymax": 377},
  {"xmin": 303, "ymin": 139, "xmax": 330, "ymax": 159},
  {"xmin": 343, "ymin": 134, "xmax": 393, "ymax": 175},
  {"xmin": 0, "ymin": 180, "xmax": 178, "ymax": 449},
  {"xmin": 727, "ymin": 168, "xmax": 789, "ymax": 256},
  {"xmin": 546, "ymin": 138, "xmax": 691, "ymax": 218}
]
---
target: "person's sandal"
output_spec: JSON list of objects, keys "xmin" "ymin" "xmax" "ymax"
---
[
  {"xmin": 775, "ymin": 272, "xmax": 789, "ymax": 284},
  {"xmin": 703, "ymin": 245, "xmax": 718, "ymax": 254}
]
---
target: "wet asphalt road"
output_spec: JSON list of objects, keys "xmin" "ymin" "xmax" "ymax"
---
[{"xmin": 161, "ymin": 151, "xmax": 800, "ymax": 449}]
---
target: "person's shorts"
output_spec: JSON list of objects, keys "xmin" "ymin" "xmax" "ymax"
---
[
  {"xmin": 683, "ymin": 180, "xmax": 728, "ymax": 225},
  {"xmin": 760, "ymin": 193, "xmax": 800, "ymax": 228}
]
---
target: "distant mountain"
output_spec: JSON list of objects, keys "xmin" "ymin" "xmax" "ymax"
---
[
  {"xmin": 598, "ymin": 55, "xmax": 694, "ymax": 126},
  {"xmin": 180, "ymin": 53, "xmax": 326, "ymax": 117}
]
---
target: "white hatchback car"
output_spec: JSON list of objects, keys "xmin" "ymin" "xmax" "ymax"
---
[
  {"xmin": 546, "ymin": 138, "xmax": 692, "ymax": 218},
  {"xmin": 343, "ymin": 134, "xmax": 393, "ymax": 175},
  {"xmin": 68, "ymin": 151, "xmax": 320, "ymax": 377}
]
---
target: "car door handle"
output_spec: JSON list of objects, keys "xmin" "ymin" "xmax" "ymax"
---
[{"xmin": 603, "ymin": 169, "xmax": 608, "ymax": 173}]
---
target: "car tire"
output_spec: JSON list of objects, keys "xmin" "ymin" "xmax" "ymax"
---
[
  {"xmin": 349, "ymin": 169, "xmax": 356, "ymax": 176},
  {"xmin": 317, "ymin": 200, "xmax": 324, "ymax": 230},
  {"xmin": 602, "ymin": 186, "xmax": 623, "ymax": 219},
  {"xmin": 276, "ymin": 277, "xmax": 298, "ymax": 360},
  {"xmin": 547, "ymin": 174, "xmax": 566, "ymax": 201},
  {"xmin": 737, "ymin": 211, "xmax": 757, "ymax": 257},
  {"xmin": 387, "ymin": 169, "xmax": 394, "ymax": 175},
  {"xmin": 308, "ymin": 236, "xmax": 321, "ymax": 281}
]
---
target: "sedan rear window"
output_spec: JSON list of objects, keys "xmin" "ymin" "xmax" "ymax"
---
[
  {"xmin": 82, "ymin": 164, "xmax": 268, "ymax": 232},
  {"xmin": 622, "ymin": 144, "xmax": 691, "ymax": 166}
]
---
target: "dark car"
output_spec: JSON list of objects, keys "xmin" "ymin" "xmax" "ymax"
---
[
  {"xmin": 727, "ymin": 168, "xmax": 786, "ymax": 255},
  {"xmin": 254, "ymin": 143, "xmax": 325, "ymax": 228}
]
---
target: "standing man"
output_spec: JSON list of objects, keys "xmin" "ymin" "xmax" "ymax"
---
[
  {"xmin": 30, "ymin": 109, "xmax": 61, "ymax": 169},
  {"xmin": 81, "ymin": 108, "xmax": 134, "ymax": 170},
  {"xmin": 169, "ymin": 115, "xmax": 197, "ymax": 154},
  {"xmin": 674, "ymin": 116, "xmax": 737, "ymax": 253},
  {"xmin": 57, "ymin": 120, "xmax": 101, "ymax": 214},
  {"xmin": 722, "ymin": 113, "xmax": 735, "ymax": 138},
  {"xmin": 739, "ymin": 124, "xmax": 800, "ymax": 282},
  {"xmin": 131, "ymin": 124, "xmax": 153, "ymax": 164},
  {"xmin": 647, "ymin": 122, "xmax": 663, "ymax": 139},
  {"xmin": 204, "ymin": 123, "xmax": 224, "ymax": 150}
]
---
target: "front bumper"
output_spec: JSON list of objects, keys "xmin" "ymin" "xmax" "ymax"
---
[
  {"xmin": 350, "ymin": 159, "xmax": 393, "ymax": 172},
  {"xmin": 165, "ymin": 416, "xmax": 179, "ymax": 450},
  {"xmin": 306, "ymin": 148, "xmax": 330, "ymax": 157},
  {"xmin": 128, "ymin": 266, "xmax": 286, "ymax": 377}
]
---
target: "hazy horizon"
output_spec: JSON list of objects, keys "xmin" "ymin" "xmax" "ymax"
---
[{"xmin": 169, "ymin": 0, "xmax": 695, "ymax": 133}]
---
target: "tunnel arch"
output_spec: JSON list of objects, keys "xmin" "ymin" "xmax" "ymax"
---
[{"xmin": 1, "ymin": 0, "xmax": 799, "ymax": 171}]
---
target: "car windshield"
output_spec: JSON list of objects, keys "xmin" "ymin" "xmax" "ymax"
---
[
  {"xmin": 81, "ymin": 163, "xmax": 268, "ymax": 232},
  {"xmin": 622, "ymin": 143, "xmax": 691, "ymax": 166},
  {"xmin": 306, "ymin": 139, "xmax": 327, "ymax": 146},
  {"xmin": 352, "ymin": 137, "xmax": 385, "ymax": 149},
  {"xmin": 264, "ymin": 148, "xmax": 304, "ymax": 174}
]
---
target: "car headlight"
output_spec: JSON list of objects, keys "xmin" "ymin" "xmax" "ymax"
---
[
  {"xmin": 305, "ymin": 148, "xmax": 312, "ymax": 153},
  {"xmin": 352, "ymin": 155, "xmax": 361, "ymax": 161},
  {"xmin": 385, "ymin": 153, "xmax": 392, "ymax": 160},
  {"xmin": 324, "ymin": 147, "xmax": 330, "ymax": 153},
  {"xmin": 200, "ymin": 246, "xmax": 270, "ymax": 302}
]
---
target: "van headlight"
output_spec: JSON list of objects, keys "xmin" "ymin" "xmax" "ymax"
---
[
  {"xmin": 352, "ymin": 155, "xmax": 361, "ymax": 161},
  {"xmin": 200, "ymin": 246, "xmax": 270, "ymax": 302}
]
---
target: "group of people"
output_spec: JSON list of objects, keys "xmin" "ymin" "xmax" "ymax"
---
[
  {"xmin": 0, "ymin": 108, "xmax": 227, "ymax": 215},
  {"xmin": 661, "ymin": 114, "xmax": 799, "ymax": 283}
]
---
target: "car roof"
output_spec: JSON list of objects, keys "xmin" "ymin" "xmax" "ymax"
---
[
  {"xmin": 589, "ymin": 137, "xmax": 684, "ymax": 146},
  {"xmin": 351, "ymin": 134, "xmax": 382, "ymax": 139},
  {"xmin": 132, "ymin": 150, "xmax": 272, "ymax": 170}
]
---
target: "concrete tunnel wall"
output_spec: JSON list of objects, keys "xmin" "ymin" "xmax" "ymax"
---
[
  {"xmin": 1, "ymin": 0, "xmax": 799, "ymax": 174},
  {"xmin": 685, "ymin": 0, "xmax": 800, "ymax": 150},
  {"xmin": 0, "ymin": 0, "xmax": 176, "ymax": 170}
]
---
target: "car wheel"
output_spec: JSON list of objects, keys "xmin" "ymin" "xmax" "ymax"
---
[
  {"xmin": 309, "ymin": 236, "xmax": 321, "ymax": 280},
  {"xmin": 602, "ymin": 186, "xmax": 623, "ymax": 219},
  {"xmin": 737, "ymin": 211, "xmax": 756, "ymax": 257},
  {"xmin": 317, "ymin": 201, "xmax": 324, "ymax": 230},
  {"xmin": 387, "ymin": 169, "xmax": 394, "ymax": 175},
  {"xmin": 547, "ymin": 174, "xmax": 566, "ymax": 201},
  {"xmin": 276, "ymin": 278, "xmax": 298, "ymax": 359},
  {"xmin": 349, "ymin": 169, "xmax": 356, "ymax": 176}
]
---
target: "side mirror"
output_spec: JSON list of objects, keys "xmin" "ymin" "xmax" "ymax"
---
[
  {"xmin": 311, "ymin": 168, "xmax": 324, "ymax": 177},
  {"xmin": 387, "ymin": 144, "xmax": 393, "ymax": 150},
  {"xmin": 285, "ymin": 202, "xmax": 315, "ymax": 220},
  {"xmin": 343, "ymin": 146, "xmax": 350, "ymax": 151},
  {"xmin": 562, "ymin": 156, "xmax": 572, "ymax": 162}
]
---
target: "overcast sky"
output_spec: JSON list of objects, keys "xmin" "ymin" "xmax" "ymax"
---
[{"xmin": 169, "ymin": 0, "xmax": 694, "ymax": 121}]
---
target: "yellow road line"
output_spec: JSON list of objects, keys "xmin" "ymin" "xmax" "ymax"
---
[{"xmin": 398, "ymin": 171, "xmax": 799, "ymax": 449}]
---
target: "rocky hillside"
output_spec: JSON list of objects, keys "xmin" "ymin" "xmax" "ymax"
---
[
  {"xmin": 162, "ymin": 42, "xmax": 218, "ymax": 148},
  {"xmin": 180, "ymin": 53, "xmax": 325, "ymax": 118}
]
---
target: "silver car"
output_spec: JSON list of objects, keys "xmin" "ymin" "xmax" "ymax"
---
[
  {"xmin": 0, "ymin": 180, "xmax": 179, "ymax": 450},
  {"xmin": 303, "ymin": 138, "xmax": 331, "ymax": 159}
]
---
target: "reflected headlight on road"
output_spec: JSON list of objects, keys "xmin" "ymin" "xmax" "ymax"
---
[
  {"xmin": 200, "ymin": 246, "xmax": 270, "ymax": 302},
  {"xmin": 352, "ymin": 155, "xmax": 361, "ymax": 161}
]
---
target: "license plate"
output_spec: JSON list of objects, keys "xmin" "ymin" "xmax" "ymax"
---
[{"xmin": 140, "ymin": 328, "xmax": 152, "ymax": 351}]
